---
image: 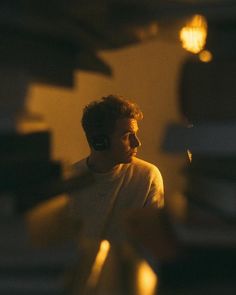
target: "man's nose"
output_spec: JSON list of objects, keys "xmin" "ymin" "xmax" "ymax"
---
[{"xmin": 131, "ymin": 134, "xmax": 141, "ymax": 148}]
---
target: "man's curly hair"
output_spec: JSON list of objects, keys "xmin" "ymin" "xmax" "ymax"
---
[{"xmin": 82, "ymin": 95, "xmax": 143, "ymax": 138}]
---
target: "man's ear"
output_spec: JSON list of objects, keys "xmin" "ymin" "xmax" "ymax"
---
[{"xmin": 89, "ymin": 134, "xmax": 110, "ymax": 151}]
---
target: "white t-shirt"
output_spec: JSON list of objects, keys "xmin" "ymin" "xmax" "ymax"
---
[{"xmin": 69, "ymin": 157, "xmax": 164, "ymax": 242}]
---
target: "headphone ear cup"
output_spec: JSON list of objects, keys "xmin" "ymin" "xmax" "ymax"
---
[{"xmin": 90, "ymin": 135, "xmax": 110, "ymax": 151}]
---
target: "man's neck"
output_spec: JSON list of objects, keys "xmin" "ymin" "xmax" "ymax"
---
[{"xmin": 87, "ymin": 153, "xmax": 119, "ymax": 173}]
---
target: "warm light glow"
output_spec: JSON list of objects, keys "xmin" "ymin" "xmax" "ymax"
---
[
  {"xmin": 187, "ymin": 149, "xmax": 192, "ymax": 162},
  {"xmin": 87, "ymin": 240, "xmax": 111, "ymax": 288},
  {"xmin": 199, "ymin": 50, "xmax": 213, "ymax": 62},
  {"xmin": 180, "ymin": 15, "xmax": 207, "ymax": 54},
  {"xmin": 136, "ymin": 261, "xmax": 158, "ymax": 295}
]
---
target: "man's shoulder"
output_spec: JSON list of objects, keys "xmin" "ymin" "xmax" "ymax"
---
[{"xmin": 131, "ymin": 157, "xmax": 160, "ymax": 174}]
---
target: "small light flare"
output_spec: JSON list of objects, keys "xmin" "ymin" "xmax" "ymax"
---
[
  {"xmin": 199, "ymin": 50, "xmax": 213, "ymax": 62},
  {"xmin": 187, "ymin": 149, "xmax": 192, "ymax": 162},
  {"xmin": 131, "ymin": 21, "xmax": 159, "ymax": 41},
  {"xmin": 180, "ymin": 14, "xmax": 207, "ymax": 54},
  {"xmin": 87, "ymin": 240, "xmax": 111, "ymax": 288},
  {"xmin": 136, "ymin": 261, "xmax": 158, "ymax": 295}
]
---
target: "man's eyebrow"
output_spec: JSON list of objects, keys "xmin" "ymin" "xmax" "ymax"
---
[{"xmin": 121, "ymin": 128, "xmax": 138, "ymax": 135}]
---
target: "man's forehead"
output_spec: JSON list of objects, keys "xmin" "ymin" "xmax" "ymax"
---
[{"xmin": 114, "ymin": 118, "xmax": 139, "ymax": 133}]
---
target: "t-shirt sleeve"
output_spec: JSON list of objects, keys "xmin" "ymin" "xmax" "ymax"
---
[{"xmin": 144, "ymin": 166, "xmax": 164, "ymax": 208}]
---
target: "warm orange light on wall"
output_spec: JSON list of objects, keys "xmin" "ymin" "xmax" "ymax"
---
[{"xmin": 180, "ymin": 15, "xmax": 208, "ymax": 54}]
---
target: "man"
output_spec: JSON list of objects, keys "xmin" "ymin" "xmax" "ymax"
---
[{"xmin": 69, "ymin": 95, "xmax": 164, "ymax": 242}]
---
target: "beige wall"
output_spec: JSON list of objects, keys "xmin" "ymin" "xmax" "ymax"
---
[{"xmin": 27, "ymin": 38, "xmax": 187, "ymax": 195}]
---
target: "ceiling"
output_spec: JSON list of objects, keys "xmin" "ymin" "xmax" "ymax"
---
[{"xmin": 0, "ymin": 0, "xmax": 235, "ymax": 86}]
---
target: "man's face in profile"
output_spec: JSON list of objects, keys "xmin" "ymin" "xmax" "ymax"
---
[{"xmin": 108, "ymin": 118, "xmax": 141, "ymax": 164}]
